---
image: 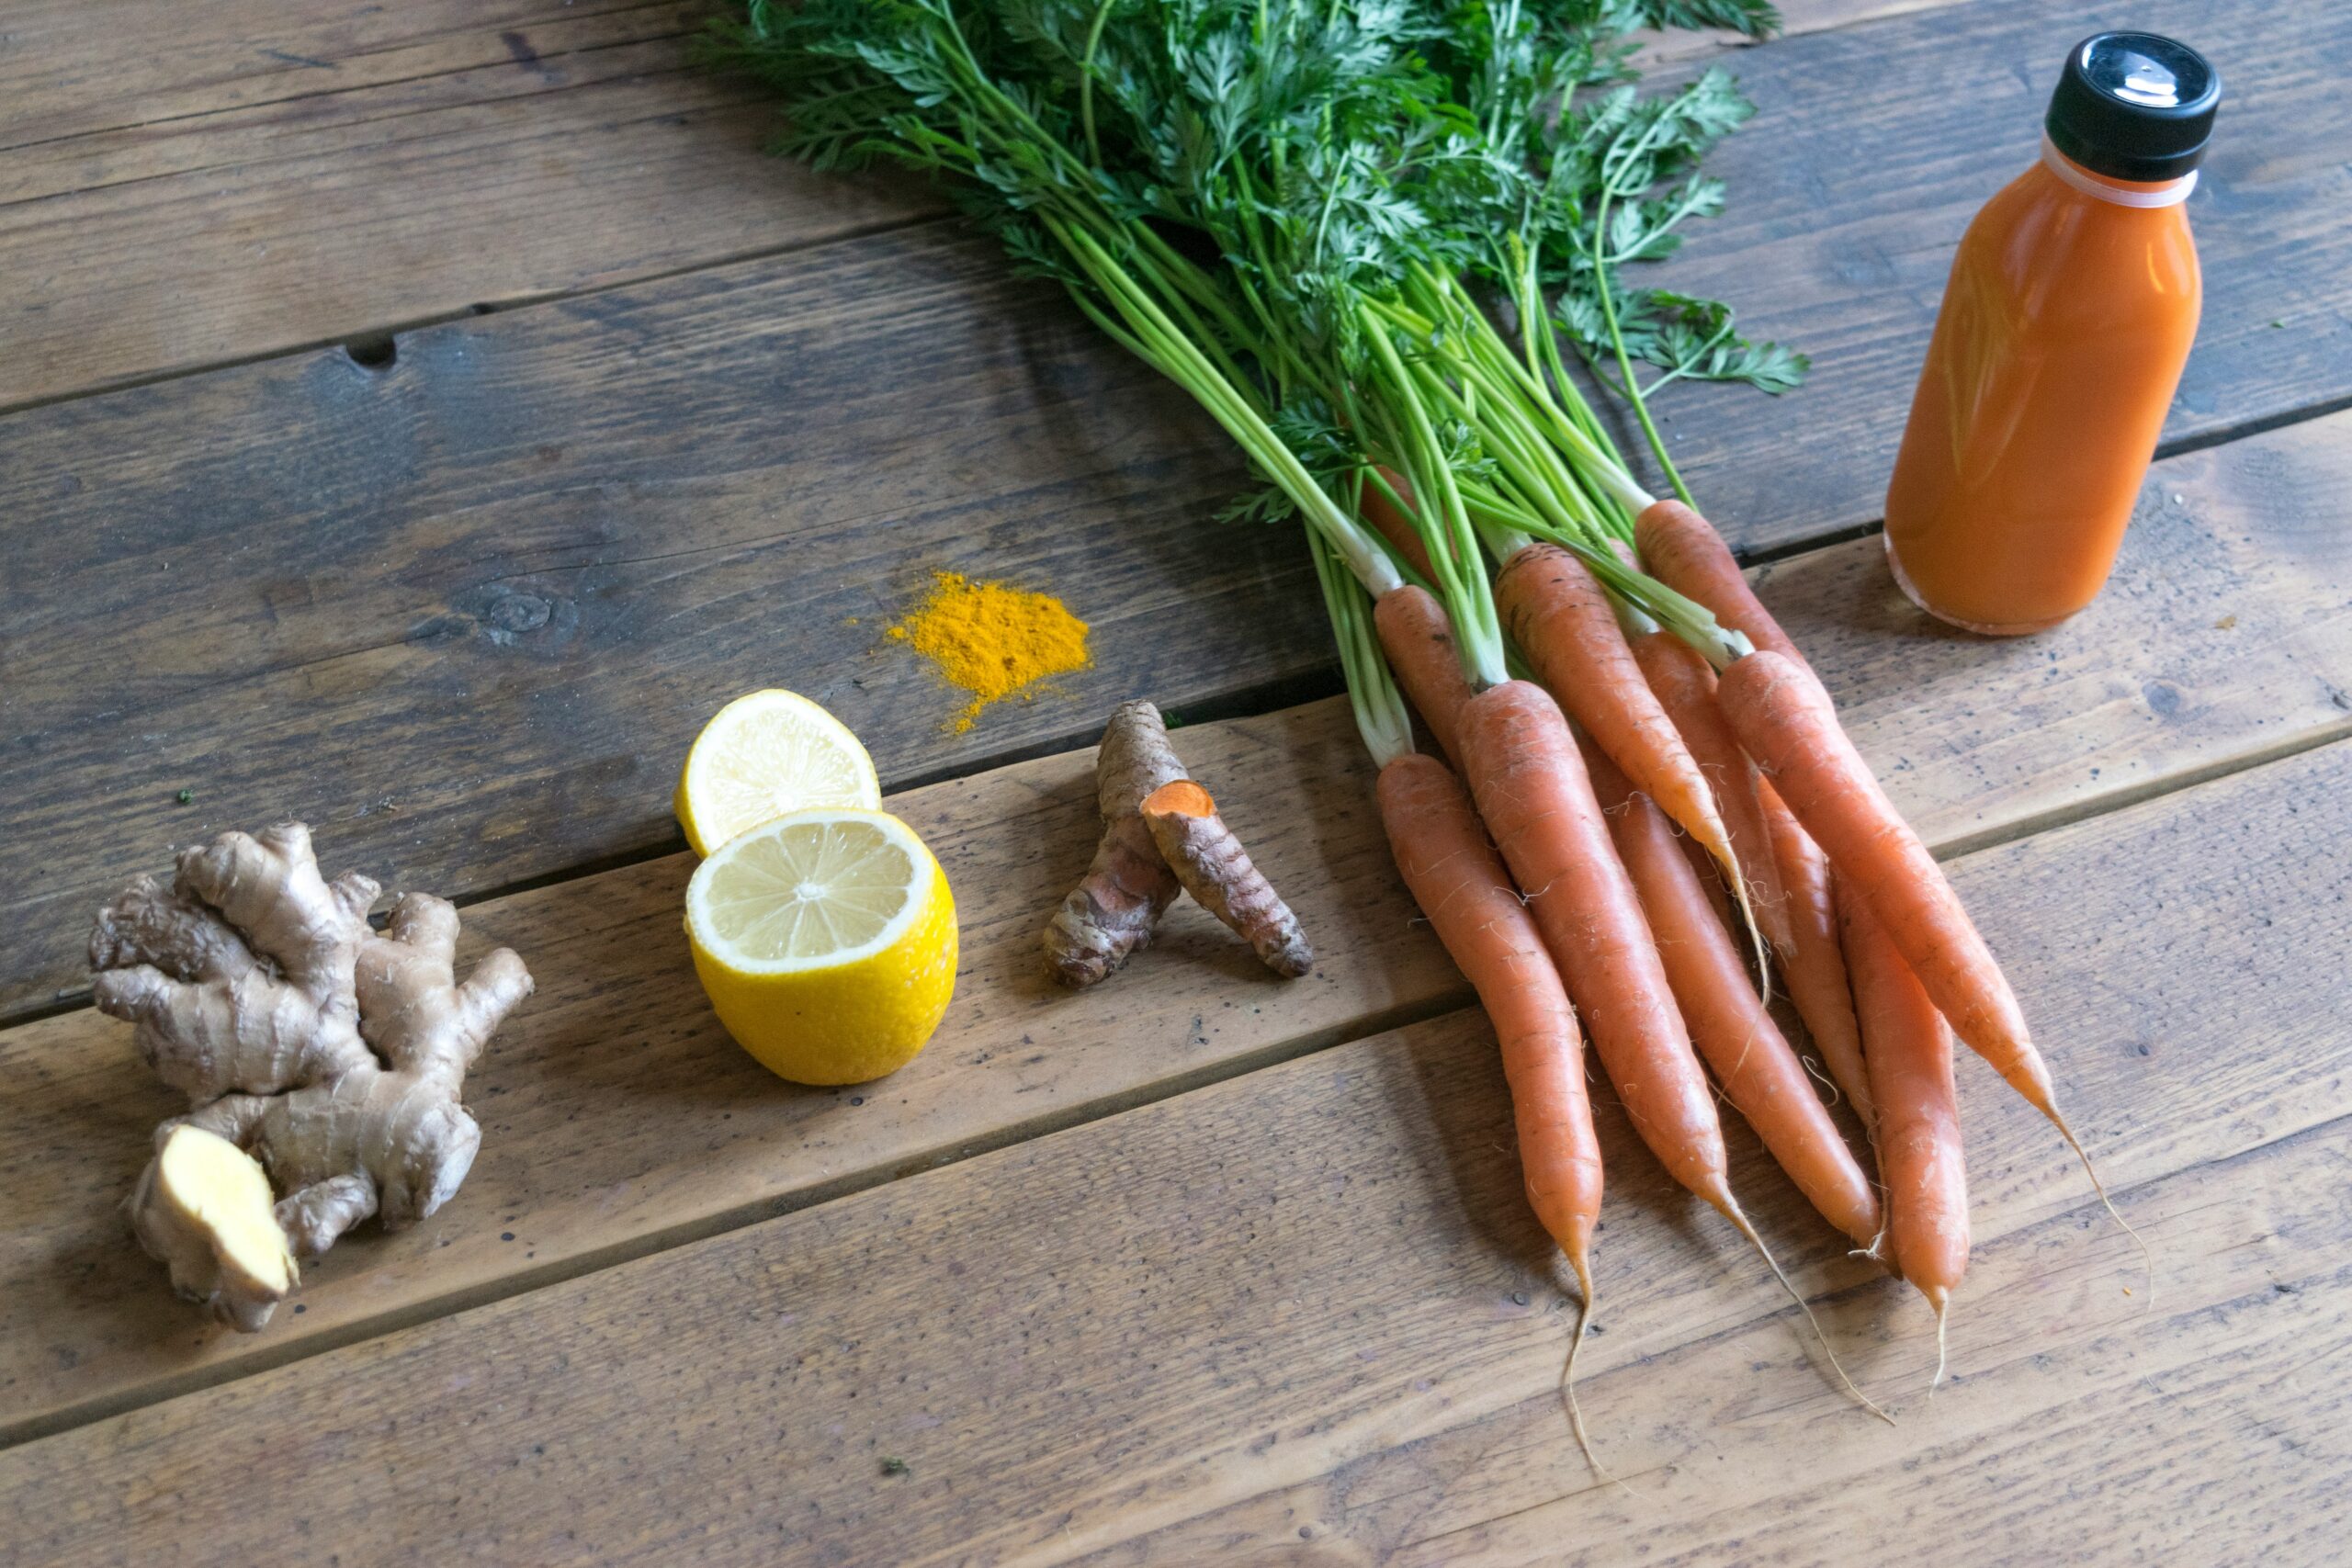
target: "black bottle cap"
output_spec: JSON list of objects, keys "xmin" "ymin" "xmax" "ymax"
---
[{"xmin": 2046, "ymin": 33, "xmax": 2220, "ymax": 182}]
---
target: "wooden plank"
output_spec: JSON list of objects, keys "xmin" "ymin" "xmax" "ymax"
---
[
  {"xmin": 2, "ymin": 1, "xmax": 709, "ymax": 141},
  {"xmin": 4, "ymin": 443, "xmax": 2347, "ymax": 1439},
  {"xmin": 1112, "ymin": 1118, "xmax": 2350, "ymax": 1568},
  {"xmin": 0, "ymin": 220, "xmax": 1287, "ymax": 1019},
  {"xmin": 0, "ymin": 739, "xmax": 2344, "ymax": 1564},
  {"xmin": 0, "ymin": 0, "xmax": 936, "ymax": 410},
  {"xmin": 0, "ymin": 700, "xmax": 1454, "ymax": 1442},
  {"xmin": 0, "ymin": 0, "xmax": 1956, "ymax": 409},
  {"xmin": 7, "ymin": 208, "xmax": 2349, "ymax": 1029},
  {"xmin": 1639, "ymin": 0, "xmax": 2352, "ymax": 553},
  {"xmin": 1634, "ymin": 0, "xmax": 1970, "ymax": 67}
]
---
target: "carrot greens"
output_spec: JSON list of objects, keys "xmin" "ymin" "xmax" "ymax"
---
[{"xmin": 712, "ymin": 2, "xmax": 1786, "ymax": 626}]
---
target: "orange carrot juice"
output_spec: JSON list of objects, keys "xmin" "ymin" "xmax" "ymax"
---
[{"xmin": 1883, "ymin": 33, "xmax": 2220, "ymax": 635}]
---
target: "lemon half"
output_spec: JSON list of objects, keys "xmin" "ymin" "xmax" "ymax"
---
[
  {"xmin": 674, "ymin": 690, "xmax": 882, "ymax": 857},
  {"xmin": 685, "ymin": 809, "xmax": 957, "ymax": 1085}
]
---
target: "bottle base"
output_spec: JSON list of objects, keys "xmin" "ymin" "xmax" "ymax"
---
[{"xmin": 1883, "ymin": 534, "xmax": 2075, "ymax": 637}]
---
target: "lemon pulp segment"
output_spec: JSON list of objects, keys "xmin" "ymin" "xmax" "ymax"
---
[{"xmin": 695, "ymin": 816, "xmax": 918, "ymax": 966}]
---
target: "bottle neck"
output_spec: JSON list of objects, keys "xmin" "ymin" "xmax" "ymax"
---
[{"xmin": 2039, "ymin": 133, "xmax": 2198, "ymax": 209}]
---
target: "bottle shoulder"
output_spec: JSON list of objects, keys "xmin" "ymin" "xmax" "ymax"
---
[{"xmin": 1952, "ymin": 163, "xmax": 2201, "ymax": 313}]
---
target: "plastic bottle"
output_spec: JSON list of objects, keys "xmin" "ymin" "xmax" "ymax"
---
[{"xmin": 1883, "ymin": 33, "xmax": 2221, "ymax": 635}]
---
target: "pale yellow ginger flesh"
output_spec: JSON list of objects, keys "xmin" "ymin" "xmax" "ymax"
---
[
  {"xmin": 92, "ymin": 822, "xmax": 533, "ymax": 1332},
  {"xmin": 137, "ymin": 1125, "xmax": 298, "ymax": 1328}
]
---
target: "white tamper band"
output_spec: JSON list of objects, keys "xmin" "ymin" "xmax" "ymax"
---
[{"xmin": 2040, "ymin": 132, "xmax": 2198, "ymax": 208}]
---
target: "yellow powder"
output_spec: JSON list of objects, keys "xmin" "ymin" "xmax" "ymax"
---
[{"xmin": 886, "ymin": 571, "xmax": 1091, "ymax": 733}]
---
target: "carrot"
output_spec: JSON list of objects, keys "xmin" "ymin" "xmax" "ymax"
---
[
  {"xmin": 1376, "ymin": 750, "xmax": 1606, "ymax": 1453},
  {"xmin": 1723, "ymin": 648, "xmax": 2154, "ymax": 1294},
  {"xmin": 1496, "ymin": 543, "xmax": 1758, "ymax": 954},
  {"xmin": 1625, "ymin": 503, "xmax": 1872, "ymax": 1105},
  {"xmin": 1841, "ymin": 890, "xmax": 1966, "ymax": 1383},
  {"xmin": 1630, "ymin": 631, "xmax": 1796, "ymax": 960},
  {"xmin": 1459, "ymin": 682, "xmax": 1887, "ymax": 1417},
  {"xmin": 1584, "ymin": 741, "xmax": 1881, "ymax": 1248},
  {"xmin": 1762, "ymin": 780, "xmax": 1873, "ymax": 1135},
  {"xmin": 1634, "ymin": 499, "xmax": 1807, "ymax": 671},
  {"xmin": 1453, "ymin": 681, "xmax": 1729, "ymax": 1203},
  {"xmin": 1373, "ymin": 585, "xmax": 1476, "ymax": 765},
  {"xmin": 1714, "ymin": 650, "xmax": 2041, "ymax": 1098},
  {"xmin": 1357, "ymin": 467, "xmax": 1437, "ymax": 581},
  {"xmin": 1369, "ymin": 489, "xmax": 1755, "ymax": 964}
]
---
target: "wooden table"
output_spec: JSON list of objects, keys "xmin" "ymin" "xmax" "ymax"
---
[{"xmin": 4, "ymin": 2, "xmax": 2347, "ymax": 1562}]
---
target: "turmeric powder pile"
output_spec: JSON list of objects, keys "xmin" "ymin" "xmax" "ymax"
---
[{"xmin": 887, "ymin": 571, "xmax": 1091, "ymax": 733}]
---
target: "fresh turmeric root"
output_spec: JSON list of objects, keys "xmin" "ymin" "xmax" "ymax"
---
[
  {"xmin": 90, "ymin": 822, "xmax": 534, "ymax": 1331},
  {"xmin": 1142, "ymin": 780, "xmax": 1314, "ymax": 977},
  {"xmin": 1043, "ymin": 701, "xmax": 1190, "ymax": 987}
]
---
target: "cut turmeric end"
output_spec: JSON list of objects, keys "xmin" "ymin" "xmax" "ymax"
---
[{"xmin": 1141, "ymin": 778, "xmax": 1216, "ymax": 818}]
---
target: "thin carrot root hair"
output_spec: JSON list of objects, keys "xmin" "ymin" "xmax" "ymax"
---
[
  {"xmin": 1711, "ymin": 1185, "xmax": 1893, "ymax": 1425},
  {"xmin": 2052, "ymin": 1112, "xmax": 2156, "ymax": 1309},
  {"xmin": 1927, "ymin": 1288, "xmax": 1951, "ymax": 1396},
  {"xmin": 1799, "ymin": 1052, "xmax": 1842, "ymax": 1106}
]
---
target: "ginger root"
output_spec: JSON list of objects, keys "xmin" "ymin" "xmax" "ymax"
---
[
  {"xmin": 1142, "ymin": 779, "xmax": 1314, "ymax": 978},
  {"xmin": 1042, "ymin": 701, "xmax": 1189, "ymax": 987},
  {"xmin": 90, "ymin": 822, "xmax": 533, "ymax": 1331}
]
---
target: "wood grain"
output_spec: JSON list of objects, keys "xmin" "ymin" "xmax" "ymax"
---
[
  {"xmin": 1110, "ymin": 1112, "xmax": 2351, "ymax": 1568},
  {"xmin": 0, "ymin": 0, "xmax": 937, "ymax": 411},
  {"xmin": 0, "ymin": 701, "xmax": 1451, "ymax": 1443},
  {"xmin": 6, "ymin": 216, "xmax": 2348, "ymax": 1025},
  {"xmin": 0, "ymin": 739, "xmax": 2343, "ymax": 1565},
  {"xmin": 0, "ymin": 0, "xmax": 1960, "ymax": 410},
  {"xmin": 5, "ymin": 424, "xmax": 2348, "ymax": 1438}
]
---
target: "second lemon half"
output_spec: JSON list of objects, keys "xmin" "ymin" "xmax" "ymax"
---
[
  {"xmin": 685, "ymin": 808, "xmax": 956, "ymax": 1085},
  {"xmin": 675, "ymin": 690, "xmax": 882, "ymax": 856}
]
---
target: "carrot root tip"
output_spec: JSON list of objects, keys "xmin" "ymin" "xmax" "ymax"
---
[
  {"xmin": 1558, "ymin": 1264, "xmax": 1615, "ymax": 1490},
  {"xmin": 1715, "ymin": 1189, "xmax": 1894, "ymax": 1427},
  {"xmin": 2053, "ymin": 1112, "xmax": 2156, "ymax": 1311},
  {"xmin": 1926, "ymin": 1292, "xmax": 1951, "ymax": 1396}
]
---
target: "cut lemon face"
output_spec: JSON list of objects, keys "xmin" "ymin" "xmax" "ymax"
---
[
  {"xmin": 674, "ymin": 690, "xmax": 882, "ymax": 857},
  {"xmin": 685, "ymin": 810, "xmax": 957, "ymax": 1085}
]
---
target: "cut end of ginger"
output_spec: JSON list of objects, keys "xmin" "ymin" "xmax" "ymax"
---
[{"xmin": 154, "ymin": 1123, "xmax": 297, "ymax": 1301}]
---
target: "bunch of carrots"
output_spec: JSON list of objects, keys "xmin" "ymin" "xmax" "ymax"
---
[{"xmin": 720, "ymin": 0, "xmax": 2134, "ymax": 1444}]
